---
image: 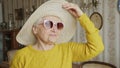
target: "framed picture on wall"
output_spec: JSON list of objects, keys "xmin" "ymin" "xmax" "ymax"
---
[
  {"xmin": 90, "ymin": 12, "xmax": 103, "ymax": 30},
  {"xmin": 15, "ymin": 8, "xmax": 24, "ymax": 20}
]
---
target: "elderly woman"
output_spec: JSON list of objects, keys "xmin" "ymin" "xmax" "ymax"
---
[{"xmin": 10, "ymin": 0, "xmax": 104, "ymax": 68}]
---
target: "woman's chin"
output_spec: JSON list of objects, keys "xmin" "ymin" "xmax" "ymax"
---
[
  {"xmin": 48, "ymin": 38, "xmax": 57, "ymax": 43},
  {"xmin": 50, "ymin": 39, "xmax": 57, "ymax": 43}
]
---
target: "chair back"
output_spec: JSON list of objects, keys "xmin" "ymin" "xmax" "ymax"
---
[{"xmin": 80, "ymin": 61, "xmax": 116, "ymax": 68}]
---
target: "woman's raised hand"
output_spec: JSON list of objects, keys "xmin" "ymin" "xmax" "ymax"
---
[{"xmin": 62, "ymin": 2, "xmax": 83, "ymax": 18}]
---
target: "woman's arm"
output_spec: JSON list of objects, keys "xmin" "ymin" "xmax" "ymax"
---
[
  {"xmin": 67, "ymin": 14, "xmax": 104, "ymax": 62},
  {"xmin": 62, "ymin": 2, "xmax": 104, "ymax": 62}
]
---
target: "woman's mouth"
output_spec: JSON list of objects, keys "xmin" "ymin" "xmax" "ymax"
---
[{"xmin": 49, "ymin": 34, "xmax": 57, "ymax": 36}]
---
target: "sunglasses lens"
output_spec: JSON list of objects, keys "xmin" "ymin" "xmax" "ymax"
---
[
  {"xmin": 57, "ymin": 23, "xmax": 64, "ymax": 30},
  {"xmin": 44, "ymin": 20, "xmax": 53, "ymax": 29}
]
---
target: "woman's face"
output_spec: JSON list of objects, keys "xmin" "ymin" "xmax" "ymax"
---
[{"xmin": 32, "ymin": 16, "xmax": 63, "ymax": 44}]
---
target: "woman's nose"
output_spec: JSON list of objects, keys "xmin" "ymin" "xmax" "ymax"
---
[{"xmin": 51, "ymin": 25, "xmax": 57, "ymax": 32}]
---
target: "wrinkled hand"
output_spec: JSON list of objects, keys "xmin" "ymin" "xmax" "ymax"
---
[{"xmin": 62, "ymin": 2, "xmax": 83, "ymax": 18}]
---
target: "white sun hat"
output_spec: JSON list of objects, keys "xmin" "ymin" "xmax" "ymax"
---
[{"xmin": 16, "ymin": 0, "xmax": 77, "ymax": 45}]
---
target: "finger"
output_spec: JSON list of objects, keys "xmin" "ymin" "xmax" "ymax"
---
[
  {"xmin": 62, "ymin": 3, "xmax": 70, "ymax": 8},
  {"xmin": 63, "ymin": 3, "xmax": 78, "ymax": 9},
  {"xmin": 68, "ymin": 10, "xmax": 78, "ymax": 18},
  {"xmin": 63, "ymin": 6, "xmax": 76, "ymax": 11}
]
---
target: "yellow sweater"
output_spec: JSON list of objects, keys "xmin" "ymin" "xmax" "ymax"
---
[{"xmin": 10, "ymin": 14, "xmax": 104, "ymax": 68}]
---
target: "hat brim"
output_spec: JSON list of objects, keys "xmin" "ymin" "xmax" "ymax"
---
[{"xmin": 16, "ymin": 0, "xmax": 77, "ymax": 45}]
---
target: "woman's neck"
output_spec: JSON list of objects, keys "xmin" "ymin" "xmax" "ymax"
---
[{"xmin": 33, "ymin": 40, "xmax": 55, "ymax": 51}]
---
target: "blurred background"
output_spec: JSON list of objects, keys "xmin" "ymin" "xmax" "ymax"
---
[{"xmin": 0, "ymin": 0, "xmax": 120, "ymax": 68}]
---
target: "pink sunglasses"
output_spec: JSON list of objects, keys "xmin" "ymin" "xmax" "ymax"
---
[{"xmin": 43, "ymin": 20, "xmax": 64, "ymax": 30}]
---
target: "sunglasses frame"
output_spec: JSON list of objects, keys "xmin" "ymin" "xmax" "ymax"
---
[{"xmin": 43, "ymin": 20, "xmax": 64, "ymax": 30}]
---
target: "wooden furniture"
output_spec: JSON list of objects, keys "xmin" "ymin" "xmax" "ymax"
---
[
  {"xmin": 0, "ymin": 29, "xmax": 20, "ymax": 61},
  {"xmin": 0, "ymin": 49, "xmax": 18, "ymax": 68},
  {"xmin": 72, "ymin": 63, "xmax": 80, "ymax": 68},
  {"xmin": 0, "ymin": 61, "xmax": 9, "ymax": 68},
  {"xmin": 80, "ymin": 61, "xmax": 116, "ymax": 68}
]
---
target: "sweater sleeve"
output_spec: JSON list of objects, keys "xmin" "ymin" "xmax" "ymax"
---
[
  {"xmin": 68, "ymin": 14, "xmax": 104, "ymax": 62},
  {"xmin": 10, "ymin": 51, "xmax": 24, "ymax": 68}
]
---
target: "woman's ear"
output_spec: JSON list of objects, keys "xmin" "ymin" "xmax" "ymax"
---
[{"xmin": 32, "ymin": 25, "xmax": 38, "ymax": 34}]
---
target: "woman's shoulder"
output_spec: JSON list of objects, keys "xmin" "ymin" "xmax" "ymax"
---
[{"xmin": 15, "ymin": 45, "xmax": 31, "ymax": 56}]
